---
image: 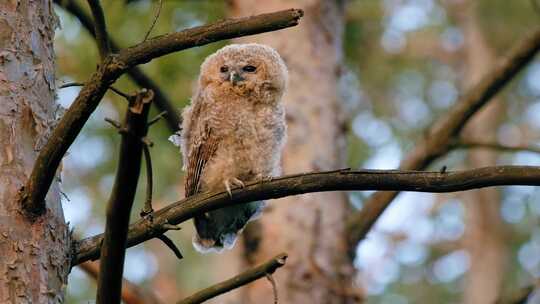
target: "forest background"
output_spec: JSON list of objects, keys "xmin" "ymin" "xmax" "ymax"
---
[{"xmin": 49, "ymin": 0, "xmax": 540, "ymax": 303}]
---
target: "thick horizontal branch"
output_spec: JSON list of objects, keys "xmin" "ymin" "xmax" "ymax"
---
[
  {"xmin": 176, "ymin": 253, "xmax": 287, "ymax": 304},
  {"xmin": 73, "ymin": 165, "xmax": 540, "ymax": 265},
  {"xmin": 345, "ymin": 28, "xmax": 540, "ymax": 250},
  {"xmin": 54, "ymin": 0, "xmax": 181, "ymax": 131},
  {"xmin": 20, "ymin": 8, "xmax": 304, "ymax": 217}
]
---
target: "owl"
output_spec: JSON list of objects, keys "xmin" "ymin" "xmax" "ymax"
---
[{"xmin": 179, "ymin": 43, "xmax": 288, "ymax": 253}]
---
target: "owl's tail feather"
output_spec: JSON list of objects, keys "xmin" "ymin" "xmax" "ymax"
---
[{"xmin": 193, "ymin": 201, "xmax": 265, "ymax": 253}]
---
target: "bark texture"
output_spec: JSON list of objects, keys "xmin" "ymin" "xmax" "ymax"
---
[
  {"xmin": 0, "ymin": 1, "xmax": 69, "ymax": 303},
  {"xmin": 219, "ymin": 0, "xmax": 358, "ymax": 303},
  {"xmin": 455, "ymin": 2, "xmax": 508, "ymax": 303}
]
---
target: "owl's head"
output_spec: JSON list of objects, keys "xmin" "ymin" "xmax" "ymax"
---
[{"xmin": 199, "ymin": 43, "xmax": 288, "ymax": 102}]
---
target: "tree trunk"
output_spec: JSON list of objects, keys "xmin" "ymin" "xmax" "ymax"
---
[
  {"xmin": 215, "ymin": 1, "xmax": 359, "ymax": 303},
  {"xmin": 455, "ymin": 2, "xmax": 508, "ymax": 303},
  {"xmin": 0, "ymin": 1, "xmax": 69, "ymax": 303}
]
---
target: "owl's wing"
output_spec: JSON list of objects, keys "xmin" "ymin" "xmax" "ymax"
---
[{"xmin": 184, "ymin": 122, "xmax": 220, "ymax": 197}]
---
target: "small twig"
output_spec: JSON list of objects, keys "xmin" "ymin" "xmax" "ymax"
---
[
  {"xmin": 140, "ymin": 143, "xmax": 154, "ymax": 217},
  {"xmin": 450, "ymin": 139, "xmax": 540, "ymax": 154},
  {"xmin": 86, "ymin": 0, "xmax": 110, "ymax": 60},
  {"xmin": 59, "ymin": 189, "xmax": 71, "ymax": 202},
  {"xmin": 147, "ymin": 111, "xmax": 168, "ymax": 127},
  {"xmin": 59, "ymin": 81, "xmax": 133, "ymax": 101},
  {"xmin": 109, "ymin": 86, "xmax": 134, "ymax": 101},
  {"xmin": 176, "ymin": 253, "xmax": 287, "ymax": 304},
  {"xmin": 104, "ymin": 118, "xmax": 123, "ymax": 130},
  {"xmin": 142, "ymin": 0, "xmax": 163, "ymax": 42},
  {"xmin": 59, "ymin": 82, "xmax": 85, "ymax": 89},
  {"xmin": 156, "ymin": 234, "xmax": 183, "ymax": 260},
  {"xmin": 265, "ymin": 274, "xmax": 278, "ymax": 304},
  {"xmin": 141, "ymin": 136, "xmax": 154, "ymax": 147}
]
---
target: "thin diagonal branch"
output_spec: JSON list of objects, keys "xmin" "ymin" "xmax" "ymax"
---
[
  {"xmin": 156, "ymin": 234, "xmax": 183, "ymax": 260},
  {"xmin": 54, "ymin": 0, "xmax": 181, "ymax": 131},
  {"xmin": 96, "ymin": 90, "xmax": 152, "ymax": 304},
  {"xmin": 345, "ymin": 28, "xmax": 540, "ymax": 253},
  {"xmin": 147, "ymin": 111, "xmax": 167, "ymax": 127},
  {"xmin": 73, "ymin": 165, "xmax": 540, "ymax": 265},
  {"xmin": 60, "ymin": 81, "xmax": 133, "ymax": 101},
  {"xmin": 79, "ymin": 261, "xmax": 163, "ymax": 304},
  {"xmin": 143, "ymin": 0, "xmax": 163, "ymax": 42},
  {"xmin": 176, "ymin": 253, "xmax": 287, "ymax": 304},
  {"xmin": 20, "ymin": 7, "xmax": 304, "ymax": 217},
  {"xmin": 86, "ymin": 0, "xmax": 110, "ymax": 60}
]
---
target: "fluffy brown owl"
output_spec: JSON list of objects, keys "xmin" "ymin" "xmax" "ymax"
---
[{"xmin": 179, "ymin": 43, "xmax": 288, "ymax": 253}]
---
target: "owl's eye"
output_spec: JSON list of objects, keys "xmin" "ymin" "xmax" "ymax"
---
[
  {"xmin": 220, "ymin": 66, "xmax": 229, "ymax": 73},
  {"xmin": 242, "ymin": 65, "xmax": 257, "ymax": 73}
]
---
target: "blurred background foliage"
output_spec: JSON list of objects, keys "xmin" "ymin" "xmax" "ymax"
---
[{"xmin": 53, "ymin": 0, "xmax": 540, "ymax": 303}]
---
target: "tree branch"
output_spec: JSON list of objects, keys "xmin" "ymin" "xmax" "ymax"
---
[
  {"xmin": 141, "ymin": 142, "xmax": 154, "ymax": 216},
  {"xmin": 53, "ymin": 0, "xmax": 183, "ymax": 132},
  {"xmin": 59, "ymin": 81, "xmax": 133, "ymax": 100},
  {"xmin": 176, "ymin": 253, "xmax": 287, "ymax": 304},
  {"xmin": 142, "ymin": 0, "xmax": 163, "ymax": 42},
  {"xmin": 86, "ymin": 0, "xmax": 110, "ymax": 60},
  {"xmin": 96, "ymin": 90, "xmax": 152, "ymax": 304},
  {"xmin": 20, "ymin": 7, "xmax": 304, "ymax": 217},
  {"xmin": 156, "ymin": 234, "xmax": 183, "ymax": 260},
  {"xmin": 73, "ymin": 165, "xmax": 540, "ymax": 265},
  {"xmin": 345, "ymin": 28, "xmax": 540, "ymax": 252},
  {"xmin": 79, "ymin": 261, "xmax": 163, "ymax": 304},
  {"xmin": 450, "ymin": 139, "xmax": 540, "ymax": 154},
  {"xmin": 116, "ymin": 9, "xmax": 304, "ymax": 67}
]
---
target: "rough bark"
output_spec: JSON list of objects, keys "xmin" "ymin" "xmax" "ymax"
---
[
  {"xmin": 0, "ymin": 0, "xmax": 70, "ymax": 303},
  {"xmin": 221, "ymin": 1, "xmax": 358, "ymax": 303},
  {"xmin": 456, "ymin": 2, "xmax": 508, "ymax": 303}
]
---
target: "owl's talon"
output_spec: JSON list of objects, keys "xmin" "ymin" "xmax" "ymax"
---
[
  {"xmin": 224, "ymin": 180, "xmax": 233, "ymax": 198},
  {"xmin": 224, "ymin": 178, "xmax": 245, "ymax": 198},
  {"xmin": 231, "ymin": 177, "xmax": 245, "ymax": 188}
]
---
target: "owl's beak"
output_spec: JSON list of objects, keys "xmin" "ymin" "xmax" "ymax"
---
[{"xmin": 229, "ymin": 71, "xmax": 245, "ymax": 86}]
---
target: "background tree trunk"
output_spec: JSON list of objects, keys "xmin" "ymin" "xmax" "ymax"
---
[
  {"xmin": 455, "ymin": 2, "xmax": 508, "ymax": 303},
  {"xmin": 213, "ymin": 1, "xmax": 359, "ymax": 303},
  {"xmin": 0, "ymin": 1, "xmax": 69, "ymax": 302}
]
